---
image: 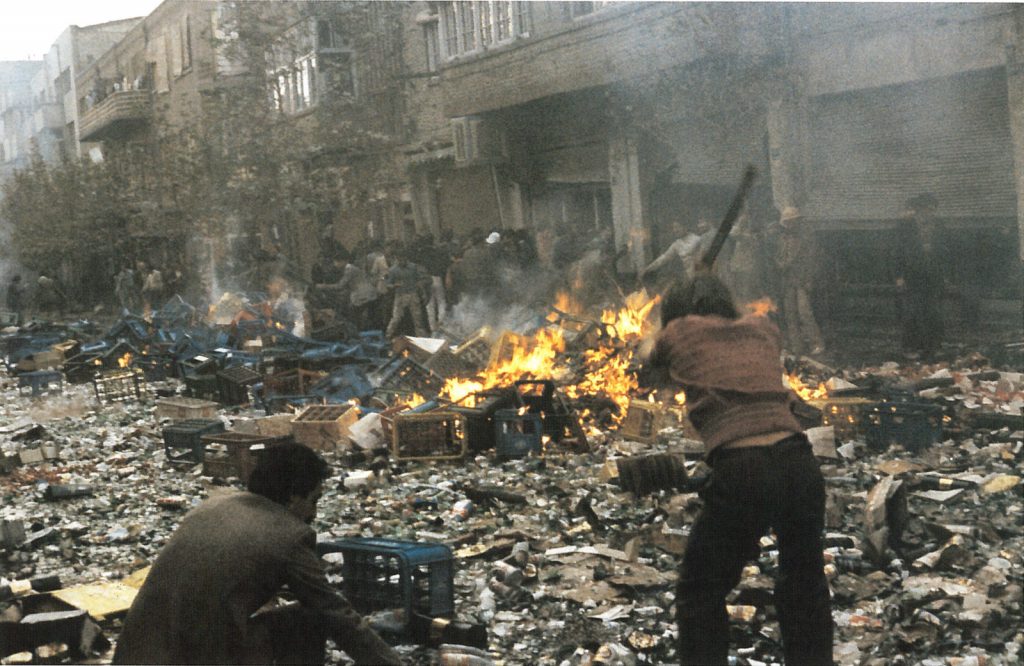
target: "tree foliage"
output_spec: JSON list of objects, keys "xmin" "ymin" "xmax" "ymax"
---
[{"xmin": 1, "ymin": 0, "xmax": 407, "ymax": 304}]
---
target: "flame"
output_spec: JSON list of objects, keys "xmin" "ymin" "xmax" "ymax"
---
[
  {"xmin": 406, "ymin": 393, "xmax": 427, "ymax": 408},
  {"xmin": 443, "ymin": 290, "xmax": 661, "ymax": 424},
  {"xmin": 552, "ymin": 290, "xmax": 584, "ymax": 318},
  {"xmin": 785, "ymin": 373, "xmax": 828, "ymax": 401},
  {"xmin": 599, "ymin": 291, "xmax": 659, "ymax": 342},
  {"xmin": 443, "ymin": 327, "xmax": 566, "ymax": 405},
  {"xmin": 674, "ymin": 390, "xmax": 687, "ymax": 406},
  {"xmin": 117, "ymin": 352, "xmax": 133, "ymax": 369},
  {"xmin": 746, "ymin": 298, "xmax": 777, "ymax": 317}
]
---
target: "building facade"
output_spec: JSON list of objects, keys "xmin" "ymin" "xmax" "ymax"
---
[
  {"xmin": 398, "ymin": 1, "xmax": 1022, "ymax": 308},
  {"xmin": 5, "ymin": 1, "xmax": 1020, "ymax": 315},
  {"xmin": 0, "ymin": 61, "xmax": 43, "ymax": 177}
]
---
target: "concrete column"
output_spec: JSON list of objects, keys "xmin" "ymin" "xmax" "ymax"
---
[
  {"xmin": 609, "ymin": 133, "xmax": 648, "ymax": 272},
  {"xmin": 1006, "ymin": 33, "xmax": 1024, "ymax": 261},
  {"xmin": 410, "ymin": 168, "xmax": 440, "ymax": 237},
  {"xmin": 765, "ymin": 78, "xmax": 810, "ymax": 216}
]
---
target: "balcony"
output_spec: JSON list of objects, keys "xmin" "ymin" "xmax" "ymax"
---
[
  {"xmin": 32, "ymin": 103, "xmax": 64, "ymax": 133},
  {"xmin": 78, "ymin": 90, "xmax": 151, "ymax": 142}
]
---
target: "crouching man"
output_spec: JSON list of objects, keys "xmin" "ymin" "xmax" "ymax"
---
[{"xmin": 113, "ymin": 443, "xmax": 402, "ymax": 665}]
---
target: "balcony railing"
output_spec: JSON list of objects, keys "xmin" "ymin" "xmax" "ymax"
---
[{"xmin": 78, "ymin": 90, "xmax": 151, "ymax": 142}]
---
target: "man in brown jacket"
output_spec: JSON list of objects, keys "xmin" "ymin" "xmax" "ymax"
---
[
  {"xmin": 113, "ymin": 443, "xmax": 402, "ymax": 665},
  {"xmin": 652, "ymin": 274, "xmax": 832, "ymax": 665}
]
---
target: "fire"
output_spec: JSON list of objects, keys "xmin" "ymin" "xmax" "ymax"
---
[
  {"xmin": 785, "ymin": 373, "xmax": 828, "ymax": 401},
  {"xmin": 599, "ymin": 290, "xmax": 659, "ymax": 341},
  {"xmin": 552, "ymin": 290, "xmax": 584, "ymax": 318},
  {"xmin": 117, "ymin": 353, "xmax": 133, "ymax": 369},
  {"xmin": 746, "ymin": 298, "xmax": 777, "ymax": 317},
  {"xmin": 674, "ymin": 390, "xmax": 687, "ymax": 406},
  {"xmin": 443, "ymin": 290, "xmax": 661, "ymax": 424},
  {"xmin": 443, "ymin": 327, "xmax": 566, "ymax": 405}
]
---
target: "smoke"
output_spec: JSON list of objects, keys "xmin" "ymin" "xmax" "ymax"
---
[{"xmin": 442, "ymin": 261, "xmax": 560, "ymax": 339}]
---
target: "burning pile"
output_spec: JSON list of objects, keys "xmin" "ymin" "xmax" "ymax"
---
[
  {"xmin": 439, "ymin": 289, "xmax": 837, "ymax": 430},
  {"xmin": 441, "ymin": 290, "xmax": 661, "ymax": 422}
]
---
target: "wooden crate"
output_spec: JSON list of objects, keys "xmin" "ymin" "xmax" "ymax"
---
[
  {"xmin": 391, "ymin": 411, "xmax": 467, "ymax": 462},
  {"xmin": 292, "ymin": 404, "xmax": 360, "ymax": 452},
  {"xmin": 155, "ymin": 397, "xmax": 220, "ymax": 421},
  {"xmin": 619, "ymin": 400, "xmax": 669, "ymax": 444}
]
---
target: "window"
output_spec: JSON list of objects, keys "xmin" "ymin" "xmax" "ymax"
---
[
  {"xmin": 181, "ymin": 14, "xmax": 193, "ymax": 71},
  {"xmin": 458, "ymin": 2, "xmax": 476, "ymax": 52},
  {"xmin": 316, "ymin": 19, "xmax": 347, "ymax": 51},
  {"xmin": 441, "ymin": 4, "xmax": 459, "ymax": 58},
  {"xmin": 479, "ymin": 2, "xmax": 492, "ymax": 46},
  {"xmin": 424, "ymin": 22, "xmax": 440, "ymax": 72},
  {"xmin": 439, "ymin": 2, "xmax": 531, "ymax": 60},
  {"xmin": 495, "ymin": 1, "xmax": 512, "ymax": 40},
  {"xmin": 268, "ymin": 17, "xmax": 358, "ymax": 114}
]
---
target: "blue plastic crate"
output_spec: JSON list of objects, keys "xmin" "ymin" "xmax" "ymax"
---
[
  {"xmin": 17, "ymin": 370, "xmax": 63, "ymax": 397},
  {"xmin": 80, "ymin": 340, "xmax": 111, "ymax": 355},
  {"xmin": 494, "ymin": 409, "xmax": 543, "ymax": 459},
  {"xmin": 163, "ymin": 419, "xmax": 226, "ymax": 464},
  {"xmin": 216, "ymin": 365, "xmax": 261, "ymax": 406},
  {"xmin": 317, "ymin": 538, "xmax": 454, "ymax": 625},
  {"xmin": 311, "ymin": 365, "xmax": 375, "ymax": 404}
]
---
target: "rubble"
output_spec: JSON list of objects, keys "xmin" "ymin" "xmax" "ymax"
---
[{"xmin": 0, "ymin": 299, "xmax": 1022, "ymax": 665}]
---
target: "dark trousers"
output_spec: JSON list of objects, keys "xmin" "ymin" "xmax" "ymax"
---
[{"xmin": 677, "ymin": 436, "xmax": 833, "ymax": 665}]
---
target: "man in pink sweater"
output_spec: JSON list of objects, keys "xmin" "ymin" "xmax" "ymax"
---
[{"xmin": 652, "ymin": 274, "xmax": 833, "ymax": 665}]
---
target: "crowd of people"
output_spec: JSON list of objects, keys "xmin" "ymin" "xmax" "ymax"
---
[
  {"xmin": 305, "ymin": 227, "xmax": 568, "ymax": 340},
  {"xmin": 1, "ymin": 194, "xmax": 967, "ymax": 362}
]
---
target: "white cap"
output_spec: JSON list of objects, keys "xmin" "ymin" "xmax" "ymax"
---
[{"xmin": 486, "ymin": 232, "xmax": 501, "ymax": 245}]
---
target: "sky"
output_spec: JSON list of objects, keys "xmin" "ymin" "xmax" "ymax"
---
[{"xmin": 0, "ymin": 0, "xmax": 163, "ymax": 61}]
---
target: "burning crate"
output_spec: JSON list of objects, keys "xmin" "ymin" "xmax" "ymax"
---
[
  {"xmin": 865, "ymin": 401, "xmax": 944, "ymax": 453},
  {"xmin": 452, "ymin": 332, "xmax": 492, "ymax": 371},
  {"xmin": 391, "ymin": 412, "xmax": 467, "ymax": 461},
  {"xmin": 291, "ymin": 404, "xmax": 360, "ymax": 452},
  {"xmin": 514, "ymin": 380, "xmax": 587, "ymax": 445},
  {"xmin": 489, "ymin": 331, "xmax": 532, "ymax": 369},
  {"xmin": 371, "ymin": 357, "xmax": 444, "ymax": 397},
  {"xmin": 200, "ymin": 431, "xmax": 290, "ymax": 481},
  {"xmin": 451, "ymin": 389, "xmax": 515, "ymax": 452},
  {"xmin": 216, "ymin": 365, "xmax": 262, "ymax": 406},
  {"xmin": 92, "ymin": 368, "xmax": 147, "ymax": 404},
  {"xmin": 494, "ymin": 409, "xmax": 543, "ymax": 459},
  {"xmin": 62, "ymin": 352, "xmax": 104, "ymax": 384},
  {"xmin": 155, "ymin": 397, "xmax": 220, "ymax": 421},
  {"xmin": 17, "ymin": 370, "xmax": 63, "ymax": 397},
  {"xmin": 423, "ymin": 348, "xmax": 475, "ymax": 379},
  {"xmin": 816, "ymin": 397, "xmax": 876, "ymax": 442},
  {"xmin": 163, "ymin": 419, "xmax": 226, "ymax": 465},
  {"xmin": 619, "ymin": 400, "xmax": 670, "ymax": 444},
  {"xmin": 134, "ymin": 352, "xmax": 176, "ymax": 381},
  {"xmin": 317, "ymin": 538, "xmax": 454, "ymax": 628}
]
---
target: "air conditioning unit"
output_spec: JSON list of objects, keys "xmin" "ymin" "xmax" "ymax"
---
[{"xmin": 451, "ymin": 115, "xmax": 506, "ymax": 167}]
